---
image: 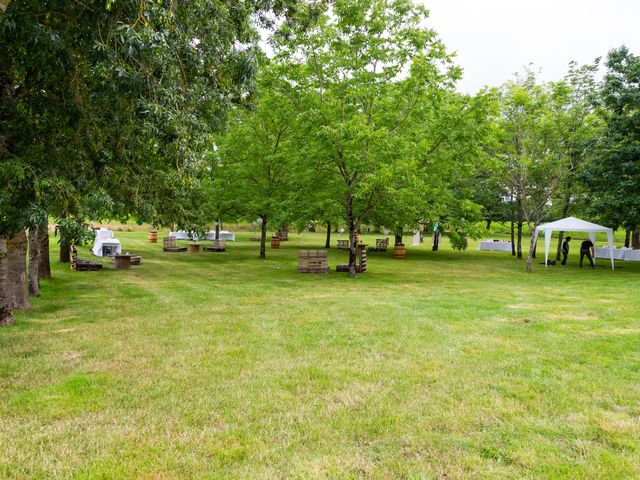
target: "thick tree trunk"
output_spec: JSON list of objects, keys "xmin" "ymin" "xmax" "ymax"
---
[
  {"xmin": 485, "ymin": 219, "xmax": 491, "ymax": 230},
  {"xmin": 0, "ymin": 238, "xmax": 13, "ymax": 326},
  {"xmin": 325, "ymin": 222, "xmax": 331, "ymax": 249},
  {"xmin": 525, "ymin": 227, "xmax": 538, "ymax": 272},
  {"xmin": 510, "ymin": 220, "xmax": 515, "ymax": 256},
  {"xmin": 215, "ymin": 220, "xmax": 220, "ymax": 241},
  {"xmin": 632, "ymin": 229, "xmax": 640, "ymax": 250},
  {"xmin": 59, "ymin": 243, "xmax": 70, "ymax": 263},
  {"xmin": 259, "ymin": 214, "xmax": 267, "ymax": 259},
  {"xmin": 28, "ymin": 228, "xmax": 40, "ymax": 297},
  {"xmin": 516, "ymin": 221, "xmax": 523, "ymax": 259},
  {"xmin": 38, "ymin": 223, "xmax": 51, "ymax": 280},
  {"xmin": 624, "ymin": 229, "xmax": 631, "ymax": 248},
  {"xmin": 7, "ymin": 230, "xmax": 29, "ymax": 310}
]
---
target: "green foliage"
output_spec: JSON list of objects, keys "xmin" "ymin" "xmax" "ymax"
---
[
  {"xmin": 267, "ymin": 0, "xmax": 468, "ymax": 269},
  {"xmin": 56, "ymin": 218, "xmax": 94, "ymax": 248},
  {"xmin": 0, "ymin": 0, "xmax": 303, "ymax": 235},
  {"xmin": 582, "ymin": 46, "xmax": 640, "ymax": 230}
]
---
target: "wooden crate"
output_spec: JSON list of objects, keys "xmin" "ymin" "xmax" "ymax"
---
[
  {"xmin": 336, "ymin": 247, "xmax": 367, "ymax": 273},
  {"xmin": 298, "ymin": 250, "xmax": 329, "ymax": 274},
  {"xmin": 336, "ymin": 239, "xmax": 350, "ymax": 250}
]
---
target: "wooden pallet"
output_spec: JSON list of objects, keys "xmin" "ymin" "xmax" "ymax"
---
[
  {"xmin": 204, "ymin": 240, "xmax": 226, "ymax": 252},
  {"xmin": 368, "ymin": 238, "xmax": 389, "ymax": 252},
  {"xmin": 163, "ymin": 237, "xmax": 187, "ymax": 252},
  {"xmin": 70, "ymin": 246, "xmax": 103, "ymax": 271},
  {"xmin": 336, "ymin": 248, "xmax": 367, "ymax": 273},
  {"xmin": 336, "ymin": 239, "xmax": 350, "ymax": 250},
  {"xmin": 298, "ymin": 250, "xmax": 330, "ymax": 274}
]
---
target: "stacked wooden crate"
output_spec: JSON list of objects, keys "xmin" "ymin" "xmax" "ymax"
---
[{"xmin": 298, "ymin": 250, "xmax": 330, "ymax": 274}]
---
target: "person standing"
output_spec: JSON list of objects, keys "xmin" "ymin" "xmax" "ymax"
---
[
  {"xmin": 580, "ymin": 238, "xmax": 595, "ymax": 268},
  {"xmin": 561, "ymin": 236, "xmax": 572, "ymax": 265}
]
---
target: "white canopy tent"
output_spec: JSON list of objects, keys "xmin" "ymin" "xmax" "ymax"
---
[{"xmin": 533, "ymin": 217, "xmax": 615, "ymax": 270}]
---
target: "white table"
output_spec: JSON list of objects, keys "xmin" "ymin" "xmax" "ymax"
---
[
  {"xmin": 595, "ymin": 247, "xmax": 626, "ymax": 260},
  {"xmin": 478, "ymin": 241, "xmax": 512, "ymax": 252},
  {"xmin": 172, "ymin": 230, "xmax": 236, "ymax": 241},
  {"xmin": 594, "ymin": 247, "xmax": 640, "ymax": 261},
  {"xmin": 169, "ymin": 231, "xmax": 191, "ymax": 240}
]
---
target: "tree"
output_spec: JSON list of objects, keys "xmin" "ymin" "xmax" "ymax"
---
[
  {"xmin": 497, "ymin": 70, "xmax": 563, "ymax": 267},
  {"xmin": 546, "ymin": 61, "xmax": 602, "ymax": 260},
  {"xmin": 1, "ymin": 0, "xmax": 303, "ymax": 323},
  {"xmin": 582, "ymin": 46, "xmax": 640, "ymax": 246},
  {"xmin": 215, "ymin": 88, "xmax": 297, "ymax": 259},
  {"xmin": 270, "ymin": 0, "xmax": 458, "ymax": 276}
]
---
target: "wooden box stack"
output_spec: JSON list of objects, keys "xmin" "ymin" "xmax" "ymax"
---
[{"xmin": 298, "ymin": 250, "xmax": 330, "ymax": 274}]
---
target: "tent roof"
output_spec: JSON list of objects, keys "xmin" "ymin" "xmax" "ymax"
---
[{"xmin": 536, "ymin": 216, "xmax": 611, "ymax": 233}]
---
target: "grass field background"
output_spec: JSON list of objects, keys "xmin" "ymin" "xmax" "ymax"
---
[{"xmin": 1, "ymin": 230, "xmax": 639, "ymax": 479}]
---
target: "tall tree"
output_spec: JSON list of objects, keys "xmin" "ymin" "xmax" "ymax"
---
[
  {"xmin": 215, "ymin": 88, "xmax": 297, "ymax": 259},
  {"xmin": 270, "ymin": 0, "xmax": 458, "ymax": 275},
  {"xmin": 1, "ymin": 0, "xmax": 303, "ymax": 321},
  {"xmin": 498, "ymin": 70, "xmax": 564, "ymax": 264},
  {"xmin": 582, "ymin": 46, "xmax": 640, "ymax": 245},
  {"xmin": 547, "ymin": 61, "xmax": 602, "ymax": 259}
]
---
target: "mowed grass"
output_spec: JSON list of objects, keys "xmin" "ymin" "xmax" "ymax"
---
[{"xmin": 1, "ymin": 231, "xmax": 639, "ymax": 479}]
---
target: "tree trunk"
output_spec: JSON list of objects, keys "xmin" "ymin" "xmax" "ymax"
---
[
  {"xmin": 325, "ymin": 222, "xmax": 331, "ymax": 249},
  {"xmin": 215, "ymin": 220, "xmax": 220, "ymax": 241},
  {"xmin": 394, "ymin": 226, "xmax": 403, "ymax": 246},
  {"xmin": 6, "ymin": 230, "xmax": 29, "ymax": 310},
  {"xmin": 516, "ymin": 221, "xmax": 523, "ymax": 259},
  {"xmin": 532, "ymin": 235, "xmax": 537, "ymax": 258},
  {"xmin": 38, "ymin": 223, "xmax": 51, "ymax": 280},
  {"xmin": 259, "ymin": 214, "xmax": 267, "ymax": 259},
  {"xmin": 525, "ymin": 227, "xmax": 538, "ymax": 272},
  {"xmin": 485, "ymin": 219, "xmax": 491, "ymax": 230},
  {"xmin": 555, "ymin": 232, "xmax": 565, "ymax": 262},
  {"xmin": 28, "ymin": 228, "xmax": 40, "ymax": 297},
  {"xmin": 554, "ymin": 191, "xmax": 572, "ymax": 260},
  {"xmin": 59, "ymin": 244, "xmax": 70, "ymax": 263},
  {"xmin": 632, "ymin": 229, "xmax": 640, "ymax": 250},
  {"xmin": 432, "ymin": 231, "xmax": 440, "ymax": 251},
  {"xmin": 510, "ymin": 220, "xmax": 515, "ymax": 256},
  {"xmin": 346, "ymin": 194, "xmax": 357, "ymax": 277},
  {"xmin": 625, "ymin": 229, "xmax": 631, "ymax": 248},
  {"xmin": 0, "ymin": 238, "xmax": 13, "ymax": 326}
]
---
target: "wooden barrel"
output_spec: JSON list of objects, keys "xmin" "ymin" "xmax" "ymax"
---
[
  {"xmin": 271, "ymin": 236, "xmax": 281, "ymax": 249},
  {"xmin": 394, "ymin": 243, "xmax": 406, "ymax": 259},
  {"xmin": 148, "ymin": 230, "xmax": 158, "ymax": 243},
  {"xmin": 188, "ymin": 243, "xmax": 200, "ymax": 254}
]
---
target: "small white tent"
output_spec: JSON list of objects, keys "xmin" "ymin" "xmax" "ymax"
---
[{"xmin": 533, "ymin": 216, "xmax": 615, "ymax": 270}]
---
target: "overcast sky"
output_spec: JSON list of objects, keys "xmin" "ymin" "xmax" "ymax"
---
[{"xmin": 422, "ymin": 0, "xmax": 640, "ymax": 93}]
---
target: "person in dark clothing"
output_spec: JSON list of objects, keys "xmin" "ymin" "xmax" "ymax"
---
[
  {"xmin": 561, "ymin": 236, "xmax": 572, "ymax": 265},
  {"xmin": 580, "ymin": 238, "xmax": 595, "ymax": 268}
]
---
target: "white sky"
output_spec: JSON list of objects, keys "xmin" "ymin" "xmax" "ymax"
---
[{"xmin": 422, "ymin": 0, "xmax": 640, "ymax": 93}]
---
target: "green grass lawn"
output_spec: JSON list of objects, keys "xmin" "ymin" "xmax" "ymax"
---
[{"xmin": 1, "ymin": 231, "xmax": 639, "ymax": 479}]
